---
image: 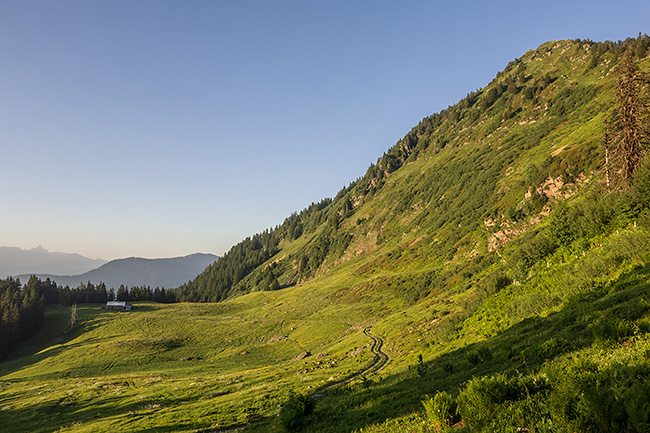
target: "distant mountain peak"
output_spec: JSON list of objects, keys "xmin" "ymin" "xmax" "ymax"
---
[{"xmin": 0, "ymin": 245, "xmax": 107, "ymax": 278}]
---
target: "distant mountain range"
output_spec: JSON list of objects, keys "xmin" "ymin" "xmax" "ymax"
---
[
  {"xmin": 17, "ymin": 253, "xmax": 219, "ymax": 289},
  {"xmin": 0, "ymin": 245, "xmax": 107, "ymax": 278}
]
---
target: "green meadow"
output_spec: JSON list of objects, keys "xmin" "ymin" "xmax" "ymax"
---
[{"xmin": 0, "ymin": 280, "xmax": 396, "ymax": 433}]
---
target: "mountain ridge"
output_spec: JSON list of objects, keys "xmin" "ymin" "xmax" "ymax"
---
[
  {"xmin": 0, "ymin": 245, "xmax": 107, "ymax": 278},
  {"xmin": 18, "ymin": 253, "xmax": 218, "ymax": 289}
]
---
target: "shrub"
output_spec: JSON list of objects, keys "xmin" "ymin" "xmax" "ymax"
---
[
  {"xmin": 544, "ymin": 358, "xmax": 649, "ymax": 432},
  {"xmin": 478, "ymin": 272, "xmax": 511, "ymax": 298},
  {"xmin": 465, "ymin": 350, "xmax": 481, "ymax": 365},
  {"xmin": 591, "ymin": 318, "xmax": 635, "ymax": 344},
  {"xmin": 622, "ymin": 156, "xmax": 650, "ymax": 219},
  {"xmin": 527, "ymin": 191, "xmax": 549, "ymax": 214},
  {"xmin": 625, "ymin": 381, "xmax": 650, "ymax": 432},
  {"xmin": 456, "ymin": 373, "xmax": 552, "ymax": 430},
  {"xmin": 422, "ymin": 391, "xmax": 458, "ymax": 430},
  {"xmin": 279, "ymin": 391, "xmax": 316, "ymax": 432},
  {"xmin": 437, "ymin": 313, "xmax": 464, "ymax": 342},
  {"xmin": 538, "ymin": 337, "xmax": 566, "ymax": 359},
  {"xmin": 546, "ymin": 358, "xmax": 594, "ymax": 428},
  {"xmin": 441, "ymin": 360, "xmax": 455, "ymax": 373},
  {"xmin": 464, "ymin": 347, "xmax": 492, "ymax": 365},
  {"xmin": 477, "ymin": 346, "xmax": 493, "ymax": 362},
  {"xmin": 559, "ymin": 378, "xmax": 625, "ymax": 432},
  {"xmin": 457, "ymin": 374, "xmax": 516, "ymax": 429},
  {"xmin": 502, "ymin": 344, "xmax": 518, "ymax": 362},
  {"xmin": 416, "ymin": 354, "xmax": 429, "ymax": 378}
]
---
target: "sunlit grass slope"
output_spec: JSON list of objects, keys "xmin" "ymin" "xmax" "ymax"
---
[{"xmin": 0, "ymin": 278, "xmax": 397, "ymax": 433}]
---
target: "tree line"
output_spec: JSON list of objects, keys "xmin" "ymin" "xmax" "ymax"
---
[
  {"xmin": 0, "ymin": 277, "xmax": 45, "ymax": 360},
  {"xmin": 24, "ymin": 276, "xmax": 178, "ymax": 306},
  {"xmin": 0, "ymin": 275, "xmax": 177, "ymax": 360}
]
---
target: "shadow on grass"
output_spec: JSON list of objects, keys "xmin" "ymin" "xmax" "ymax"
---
[
  {"xmin": 0, "ymin": 305, "xmax": 110, "ymax": 377},
  {"xmin": 302, "ymin": 262, "xmax": 650, "ymax": 433},
  {"xmin": 0, "ymin": 384, "xmax": 221, "ymax": 433},
  {"xmin": 0, "ymin": 303, "xmax": 182, "ymax": 379}
]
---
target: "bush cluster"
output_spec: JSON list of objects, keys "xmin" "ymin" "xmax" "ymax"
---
[
  {"xmin": 422, "ymin": 391, "xmax": 459, "ymax": 430},
  {"xmin": 279, "ymin": 391, "xmax": 316, "ymax": 432},
  {"xmin": 546, "ymin": 358, "xmax": 650, "ymax": 432}
]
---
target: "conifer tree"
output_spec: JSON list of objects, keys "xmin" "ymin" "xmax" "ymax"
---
[{"xmin": 608, "ymin": 47, "xmax": 649, "ymax": 187}]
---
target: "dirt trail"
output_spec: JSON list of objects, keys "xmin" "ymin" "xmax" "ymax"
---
[
  {"xmin": 317, "ymin": 326, "xmax": 389, "ymax": 393},
  {"xmin": 211, "ymin": 326, "xmax": 390, "ymax": 431},
  {"xmin": 360, "ymin": 326, "xmax": 389, "ymax": 375}
]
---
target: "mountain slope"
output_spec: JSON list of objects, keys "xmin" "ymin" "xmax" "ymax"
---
[
  {"xmin": 180, "ymin": 37, "xmax": 649, "ymax": 303},
  {"xmin": 0, "ymin": 245, "xmax": 106, "ymax": 278},
  {"xmin": 21, "ymin": 253, "xmax": 218, "ymax": 289}
]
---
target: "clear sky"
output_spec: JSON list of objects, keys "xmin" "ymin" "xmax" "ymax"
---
[{"xmin": 1, "ymin": 1, "xmax": 648, "ymax": 260}]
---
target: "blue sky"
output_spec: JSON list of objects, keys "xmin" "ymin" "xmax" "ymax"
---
[{"xmin": 1, "ymin": 1, "xmax": 648, "ymax": 260}]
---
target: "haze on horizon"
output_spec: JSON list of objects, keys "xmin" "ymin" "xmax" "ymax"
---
[{"xmin": 1, "ymin": 0, "xmax": 648, "ymax": 261}]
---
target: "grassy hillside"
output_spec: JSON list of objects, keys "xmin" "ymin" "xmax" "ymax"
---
[{"xmin": 2, "ymin": 36, "xmax": 650, "ymax": 433}]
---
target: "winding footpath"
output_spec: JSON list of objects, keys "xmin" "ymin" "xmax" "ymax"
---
[
  {"xmin": 317, "ymin": 326, "xmax": 389, "ymax": 393},
  {"xmin": 360, "ymin": 326, "xmax": 389, "ymax": 375},
  {"xmin": 213, "ymin": 326, "xmax": 390, "ymax": 431}
]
